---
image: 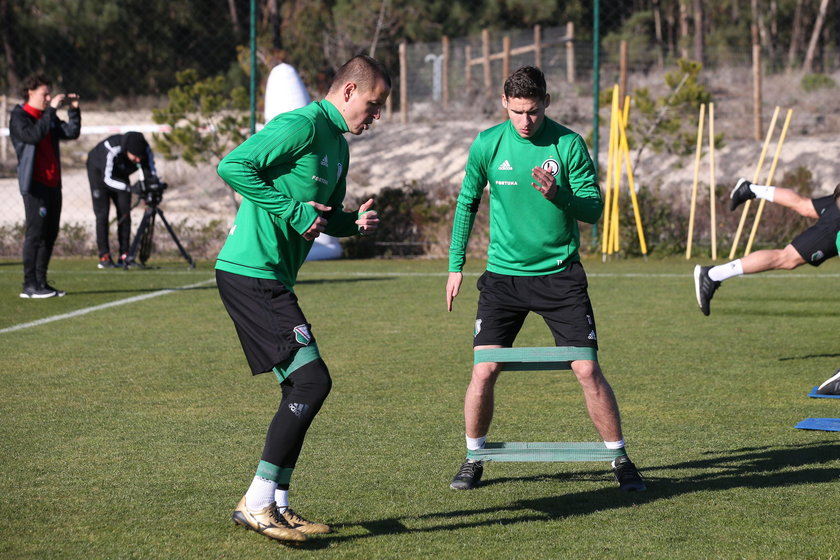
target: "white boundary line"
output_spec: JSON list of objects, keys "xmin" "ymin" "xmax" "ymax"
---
[
  {"xmin": 294, "ymin": 271, "xmax": 840, "ymax": 279},
  {"xmin": 3, "ymin": 269, "xmax": 837, "ymax": 335},
  {"xmin": 0, "ymin": 278, "xmax": 215, "ymax": 335}
]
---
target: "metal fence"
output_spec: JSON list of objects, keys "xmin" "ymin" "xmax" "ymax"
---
[
  {"xmin": 2, "ymin": 3, "xmax": 838, "ymax": 259},
  {"xmin": 0, "ymin": 21, "xmax": 595, "ymax": 260},
  {"xmin": 395, "ymin": 24, "xmax": 585, "ymax": 120}
]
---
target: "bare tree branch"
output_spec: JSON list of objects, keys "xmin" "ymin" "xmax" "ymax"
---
[
  {"xmin": 369, "ymin": 0, "xmax": 390, "ymax": 58},
  {"xmin": 803, "ymin": 0, "xmax": 830, "ymax": 74}
]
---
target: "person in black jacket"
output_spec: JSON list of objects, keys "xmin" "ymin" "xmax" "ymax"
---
[
  {"xmin": 86, "ymin": 131, "xmax": 159, "ymax": 268},
  {"xmin": 9, "ymin": 73, "xmax": 81, "ymax": 298}
]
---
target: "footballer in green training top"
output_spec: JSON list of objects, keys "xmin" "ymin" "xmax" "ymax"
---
[
  {"xmin": 215, "ymin": 55, "xmax": 390, "ymax": 545},
  {"xmin": 445, "ymin": 66, "xmax": 646, "ymax": 492}
]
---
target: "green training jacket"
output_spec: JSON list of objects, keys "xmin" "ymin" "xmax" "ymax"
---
[
  {"xmin": 215, "ymin": 100, "xmax": 360, "ymax": 289},
  {"xmin": 449, "ymin": 117, "xmax": 603, "ymax": 276}
]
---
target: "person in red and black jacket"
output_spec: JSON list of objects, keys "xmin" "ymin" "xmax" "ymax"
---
[{"xmin": 9, "ymin": 73, "xmax": 81, "ymax": 299}]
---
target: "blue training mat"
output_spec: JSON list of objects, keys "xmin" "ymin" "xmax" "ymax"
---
[
  {"xmin": 808, "ymin": 386, "xmax": 840, "ymax": 399},
  {"xmin": 794, "ymin": 418, "xmax": 840, "ymax": 431}
]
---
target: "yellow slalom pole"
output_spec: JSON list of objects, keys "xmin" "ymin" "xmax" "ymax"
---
[
  {"xmin": 611, "ymin": 96, "xmax": 632, "ymax": 254},
  {"xmin": 728, "ymin": 106, "xmax": 781, "ymax": 259},
  {"xmin": 608, "ymin": 88, "xmax": 622, "ymax": 254},
  {"xmin": 744, "ymin": 108, "xmax": 793, "ymax": 256},
  {"xmin": 622, "ymin": 94, "xmax": 630, "ymax": 127},
  {"xmin": 686, "ymin": 103, "xmax": 705, "ymax": 259},
  {"xmin": 618, "ymin": 95, "xmax": 648, "ymax": 255},
  {"xmin": 610, "ymin": 133, "xmax": 621, "ymax": 253},
  {"xmin": 602, "ymin": 86, "xmax": 619, "ymax": 259},
  {"xmin": 708, "ymin": 102, "xmax": 717, "ymax": 260}
]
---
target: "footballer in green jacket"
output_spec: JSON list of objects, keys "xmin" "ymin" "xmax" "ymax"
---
[
  {"xmin": 446, "ymin": 66, "xmax": 645, "ymax": 493},
  {"xmin": 217, "ymin": 93, "xmax": 364, "ymax": 288},
  {"xmin": 216, "ymin": 55, "xmax": 390, "ymax": 545}
]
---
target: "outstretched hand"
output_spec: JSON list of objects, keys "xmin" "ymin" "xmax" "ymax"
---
[
  {"xmin": 356, "ymin": 198, "xmax": 379, "ymax": 236},
  {"xmin": 303, "ymin": 201, "xmax": 332, "ymax": 241}
]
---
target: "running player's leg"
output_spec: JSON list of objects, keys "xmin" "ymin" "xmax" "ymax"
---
[
  {"xmin": 731, "ymin": 179, "xmax": 818, "ymax": 218},
  {"xmin": 771, "ymin": 188, "xmax": 820, "ymax": 218},
  {"xmin": 740, "ymin": 244, "xmax": 806, "ymax": 273}
]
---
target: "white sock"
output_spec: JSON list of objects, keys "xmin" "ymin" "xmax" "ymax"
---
[
  {"xmin": 245, "ymin": 476, "xmax": 277, "ymax": 510},
  {"xmin": 709, "ymin": 259, "xmax": 744, "ymax": 282},
  {"xmin": 604, "ymin": 439, "xmax": 625, "ymax": 450},
  {"xmin": 750, "ymin": 184, "xmax": 775, "ymax": 202},
  {"xmin": 274, "ymin": 489, "xmax": 289, "ymax": 513},
  {"xmin": 466, "ymin": 435, "xmax": 486, "ymax": 451}
]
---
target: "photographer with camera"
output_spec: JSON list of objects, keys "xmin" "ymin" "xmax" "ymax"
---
[
  {"xmin": 9, "ymin": 73, "xmax": 81, "ymax": 298},
  {"xmin": 86, "ymin": 131, "xmax": 159, "ymax": 268}
]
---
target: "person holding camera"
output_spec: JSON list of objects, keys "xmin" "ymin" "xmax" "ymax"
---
[
  {"xmin": 9, "ymin": 73, "xmax": 81, "ymax": 298},
  {"xmin": 86, "ymin": 131, "xmax": 159, "ymax": 268}
]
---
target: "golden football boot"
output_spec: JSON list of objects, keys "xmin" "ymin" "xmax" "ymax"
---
[
  {"xmin": 231, "ymin": 497, "xmax": 307, "ymax": 544},
  {"xmin": 280, "ymin": 508, "xmax": 332, "ymax": 534}
]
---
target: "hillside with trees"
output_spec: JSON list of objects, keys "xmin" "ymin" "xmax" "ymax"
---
[{"xmin": 2, "ymin": 1, "xmax": 838, "ymax": 100}]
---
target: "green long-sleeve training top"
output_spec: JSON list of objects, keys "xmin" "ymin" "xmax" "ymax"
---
[
  {"xmin": 449, "ymin": 117, "xmax": 603, "ymax": 276},
  {"xmin": 215, "ymin": 100, "xmax": 361, "ymax": 289}
]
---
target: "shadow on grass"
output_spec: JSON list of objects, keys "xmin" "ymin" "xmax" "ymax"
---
[
  {"xmin": 778, "ymin": 353, "xmax": 840, "ymax": 361},
  {"xmin": 303, "ymin": 441, "xmax": 837, "ymax": 547},
  {"xmin": 297, "ymin": 277, "xmax": 395, "ymax": 286}
]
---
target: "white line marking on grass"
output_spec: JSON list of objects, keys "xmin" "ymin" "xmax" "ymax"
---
[
  {"xmin": 0, "ymin": 278, "xmax": 215, "ymax": 335},
  {"xmin": 297, "ymin": 271, "xmax": 840, "ymax": 279}
]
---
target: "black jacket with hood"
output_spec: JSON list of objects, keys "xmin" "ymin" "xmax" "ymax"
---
[{"xmin": 86, "ymin": 132, "xmax": 158, "ymax": 192}]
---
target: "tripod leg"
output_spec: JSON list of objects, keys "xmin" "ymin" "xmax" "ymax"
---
[
  {"xmin": 155, "ymin": 208, "xmax": 195, "ymax": 268},
  {"xmin": 139, "ymin": 211, "xmax": 156, "ymax": 265},
  {"xmin": 126, "ymin": 208, "xmax": 154, "ymax": 267}
]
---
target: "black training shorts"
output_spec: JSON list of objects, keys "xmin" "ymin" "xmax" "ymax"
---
[
  {"xmin": 790, "ymin": 196, "xmax": 840, "ymax": 266},
  {"xmin": 216, "ymin": 269, "xmax": 316, "ymax": 375},
  {"xmin": 473, "ymin": 262, "xmax": 598, "ymax": 350}
]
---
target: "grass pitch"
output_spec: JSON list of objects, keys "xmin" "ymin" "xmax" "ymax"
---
[{"xmin": 0, "ymin": 256, "xmax": 837, "ymax": 559}]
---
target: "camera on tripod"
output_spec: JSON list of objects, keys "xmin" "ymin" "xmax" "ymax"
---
[
  {"xmin": 132, "ymin": 177, "xmax": 168, "ymax": 206},
  {"xmin": 125, "ymin": 175, "xmax": 194, "ymax": 269}
]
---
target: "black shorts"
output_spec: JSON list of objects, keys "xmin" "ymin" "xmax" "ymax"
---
[
  {"xmin": 473, "ymin": 262, "xmax": 598, "ymax": 350},
  {"xmin": 216, "ymin": 269, "xmax": 317, "ymax": 375},
  {"xmin": 791, "ymin": 196, "xmax": 840, "ymax": 266}
]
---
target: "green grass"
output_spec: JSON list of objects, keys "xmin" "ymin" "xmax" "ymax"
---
[{"xmin": 0, "ymin": 256, "xmax": 838, "ymax": 559}]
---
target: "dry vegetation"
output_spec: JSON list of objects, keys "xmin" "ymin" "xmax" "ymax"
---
[{"xmin": 1, "ymin": 66, "xmax": 838, "ymax": 259}]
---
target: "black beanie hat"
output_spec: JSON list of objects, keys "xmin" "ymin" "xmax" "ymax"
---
[{"xmin": 121, "ymin": 132, "xmax": 148, "ymax": 160}]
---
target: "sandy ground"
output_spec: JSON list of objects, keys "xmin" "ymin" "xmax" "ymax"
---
[
  {"xmin": 346, "ymin": 119, "xmax": 840, "ymax": 199},
  {"xmin": 2, "ymin": 110, "xmax": 839, "ymax": 230}
]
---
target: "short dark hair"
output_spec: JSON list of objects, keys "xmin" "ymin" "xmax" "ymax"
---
[
  {"xmin": 834, "ymin": 183, "xmax": 840, "ymax": 202},
  {"xmin": 329, "ymin": 55, "xmax": 391, "ymax": 94},
  {"xmin": 22, "ymin": 73, "xmax": 51, "ymax": 101},
  {"xmin": 504, "ymin": 66, "xmax": 547, "ymax": 100}
]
